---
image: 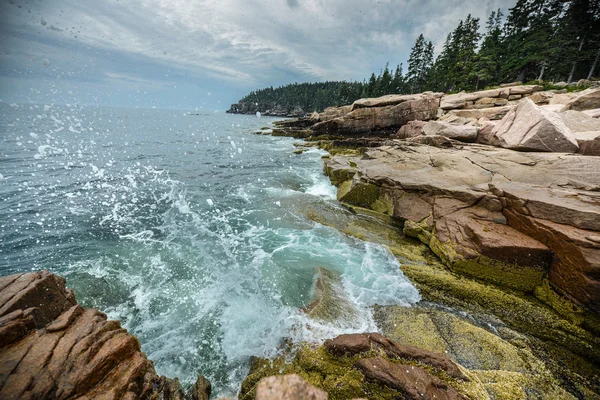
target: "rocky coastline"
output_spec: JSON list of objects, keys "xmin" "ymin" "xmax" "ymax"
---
[
  {"xmin": 2, "ymin": 84, "xmax": 600, "ymax": 399},
  {"xmin": 226, "ymin": 101, "xmax": 308, "ymax": 118}
]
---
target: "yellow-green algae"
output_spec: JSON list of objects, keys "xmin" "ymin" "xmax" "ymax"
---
[
  {"xmin": 429, "ymin": 234, "xmax": 546, "ymax": 292},
  {"xmin": 239, "ymin": 343, "xmax": 489, "ymax": 400},
  {"xmin": 373, "ymin": 304, "xmax": 577, "ymax": 399}
]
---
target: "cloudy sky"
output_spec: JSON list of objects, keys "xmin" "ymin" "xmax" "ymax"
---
[{"xmin": 0, "ymin": 0, "xmax": 515, "ymax": 110}]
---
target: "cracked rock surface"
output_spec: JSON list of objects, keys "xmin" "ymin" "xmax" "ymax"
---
[
  {"xmin": 324, "ymin": 141, "xmax": 600, "ymax": 315},
  {"xmin": 0, "ymin": 271, "xmax": 210, "ymax": 400}
]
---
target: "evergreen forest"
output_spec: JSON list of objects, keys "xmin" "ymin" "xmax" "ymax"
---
[{"xmin": 233, "ymin": 0, "xmax": 600, "ymax": 113}]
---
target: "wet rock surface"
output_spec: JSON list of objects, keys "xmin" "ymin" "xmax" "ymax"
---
[
  {"xmin": 0, "ymin": 271, "xmax": 210, "ymax": 400},
  {"xmin": 323, "ymin": 141, "xmax": 600, "ymax": 316}
]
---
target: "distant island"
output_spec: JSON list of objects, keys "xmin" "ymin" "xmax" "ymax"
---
[{"xmin": 228, "ymin": 1, "xmax": 600, "ymax": 117}]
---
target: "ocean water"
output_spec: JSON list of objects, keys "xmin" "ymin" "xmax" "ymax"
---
[{"xmin": 0, "ymin": 103, "xmax": 420, "ymax": 396}]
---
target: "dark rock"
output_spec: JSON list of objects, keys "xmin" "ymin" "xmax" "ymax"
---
[
  {"xmin": 354, "ymin": 357, "xmax": 466, "ymax": 400},
  {"xmin": 324, "ymin": 333, "xmax": 467, "ymax": 380}
]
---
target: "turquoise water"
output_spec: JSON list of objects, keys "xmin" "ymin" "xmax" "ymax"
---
[{"xmin": 0, "ymin": 103, "xmax": 419, "ymax": 396}]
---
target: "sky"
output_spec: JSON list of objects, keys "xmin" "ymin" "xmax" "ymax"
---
[{"xmin": 0, "ymin": 0, "xmax": 516, "ymax": 110}]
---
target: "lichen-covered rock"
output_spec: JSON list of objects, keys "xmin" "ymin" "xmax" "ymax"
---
[
  {"xmin": 324, "ymin": 333, "xmax": 467, "ymax": 380},
  {"xmin": 239, "ymin": 334, "xmax": 481, "ymax": 400},
  {"xmin": 493, "ymin": 98, "xmax": 579, "ymax": 152},
  {"xmin": 322, "ymin": 141, "xmax": 600, "ymax": 322},
  {"xmin": 0, "ymin": 271, "xmax": 208, "ymax": 400},
  {"xmin": 354, "ymin": 357, "xmax": 466, "ymax": 400}
]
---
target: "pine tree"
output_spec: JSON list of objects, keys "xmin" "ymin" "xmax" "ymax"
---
[
  {"xmin": 475, "ymin": 9, "xmax": 504, "ymax": 88},
  {"xmin": 408, "ymin": 34, "xmax": 426, "ymax": 93},
  {"xmin": 392, "ymin": 64, "xmax": 404, "ymax": 93},
  {"xmin": 502, "ymin": 0, "xmax": 564, "ymax": 82}
]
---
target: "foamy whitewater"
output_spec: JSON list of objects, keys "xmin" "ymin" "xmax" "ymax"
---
[{"xmin": 0, "ymin": 103, "xmax": 420, "ymax": 396}]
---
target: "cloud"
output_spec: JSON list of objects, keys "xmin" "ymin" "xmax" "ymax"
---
[{"xmin": 0, "ymin": 0, "xmax": 516, "ymax": 108}]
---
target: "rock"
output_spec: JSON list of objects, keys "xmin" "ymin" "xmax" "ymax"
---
[
  {"xmin": 508, "ymin": 94, "xmax": 522, "ymax": 100},
  {"xmin": 324, "ymin": 333, "xmax": 467, "ymax": 380},
  {"xmin": 577, "ymin": 79, "xmax": 591, "ymax": 87},
  {"xmin": 500, "ymin": 82, "xmax": 523, "ymax": 87},
  {"xmin": 189, "ymin": 375, "xmax": 212, "ymax": 400},
  {"xmin": 311, "ymin": 93, "xmax": 440, "ymax": 135},
  {"xmin": 439, "ymin": 114, "xmax": 477, "ymax": 125},
  {"xmin": 574, "ymin": 131, "xmax": 600, "ymax": 156},
  {"xmin": 240, "ymin": 333, "xmax": 478, "ymax": 400},
  {"xmin": 323, "ymin": 142, "xmax": 600, "ymax": 317},
  {"xmin": 583, "ymin": 108, "xmax": 600, "ymax": 118},
  {"xmin": 446, "ymin": 105, "xmax": 514, "ymax": 120},
  {"xmin": 541, "ymin": 104, "xmax": 567, "ymax": 113},
  {"xmin": 315, "ymin": 105, "xmax": 353, "ymax": 122},
  {"xmin": 354, "ymin": 358, "xmax": 465, "ymax": 400},
  {"xmin": 491, "ymin": 183, "xmax": 600, "ymax": 312},
  {"xmin": 528, "ymin": 91, "xmax": 554, "ymax": 104},
  {"xmin": 566, "ymin": 88, "xmax": 600, "ymax": 111},
  {"xmin": 549, "ymin": 92, "xmax": 578, "ymax": 105},
  {"xmin": 393, "ymin": 120, "xmax": 425, "ymax": 139},
  {"xmin": 352, "ymin": 92, "xmax": 443, "ymax": 109},
  {"xmin": 559, "ymin": 110, "xmax": 600, "ymax": 132},
  {"xmin": 407, "ymin": 134, "xmax": 454, "ymax": 148},
  {"xmin": 422, "ymin": 121, "xmax": 478, "ymax": 142},
  {"xmin": 441, "ymin": 89, "xmax": 503, "ymax": 110},
  {"xmin": 474, "ymin": 97, "xmax": 509, "ymax": 108},
  {"xmin": 493, "ymin": 98, "xmax": 579, "ymax": 152},
  {"xmin": 0, "ymin": 271, "xmax": 207, "ymax": 400},
  {"xmin": 303, "ymin": 267, "xmax": 360, "ymax": 326},
  {"xmin": 554, "ymin": 81, "xmax": 568, "ymax": 88},
  {"xmin": 441, "ymin": 86, "xmax": 543, "ymax": 110},
  {"xmin": 255, "ymin": 375, "xmax": 327, "ymax": 400},
  {"xmin": 476, "ymin": 120, "xmax": 500, "ymax": 146}
]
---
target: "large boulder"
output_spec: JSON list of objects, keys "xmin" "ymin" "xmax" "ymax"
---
[
  {"xmin": 311, "ymin": 93, "xmax": 440, "ymax": 135},
  {"xmin": 559, "ymin": 110, "xmax": 600, "ymax": 132},
  {"xmin": 565, "ymin": 88, "xmax": 600, "ymax": 111},
  {"xmin": 393, "ymin": 120, "xmax": 425, "ymax": 139},
  {"xmin": 422, "ymin": 121, "xmax": 478, "ymax": 142},
  {"xmin": 493, "ymin": 98, "xmax": 579, "ymax": 152},
  {"xmin": 0, "ymin": 271, "xmax": 209, "ymax": 400},
  {"xmin": 574, "ymin": 131, "xmax": 600, "ymax": 156}
]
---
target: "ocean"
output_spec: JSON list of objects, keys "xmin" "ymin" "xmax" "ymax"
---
[{"xmin": 0, "ymin": 103, "xmax": 419, "ymax": 396}]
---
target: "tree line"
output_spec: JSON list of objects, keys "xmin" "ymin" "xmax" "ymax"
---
[{"xmin": 234, "ymin": 0, "xmax": 600, "ymax": 113}]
